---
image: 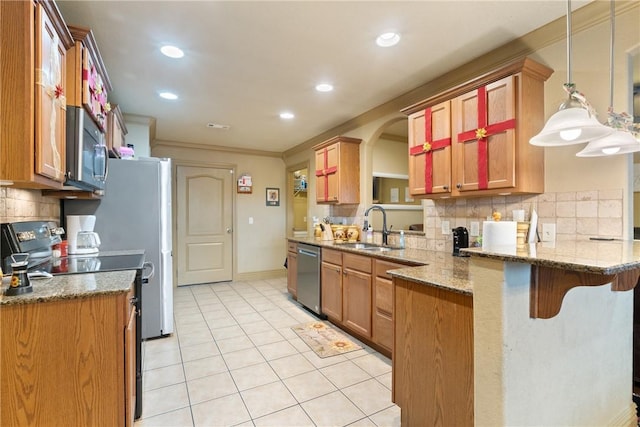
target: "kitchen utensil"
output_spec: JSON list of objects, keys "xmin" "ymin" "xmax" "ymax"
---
[{"xmin": 5, "ymin": 253, "xmax": 33, "ymax": 296}]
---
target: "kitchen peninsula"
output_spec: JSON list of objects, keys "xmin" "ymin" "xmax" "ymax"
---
[{"xmin": 391, "ymin": 240, "xmax": 640, "ymax": 427}]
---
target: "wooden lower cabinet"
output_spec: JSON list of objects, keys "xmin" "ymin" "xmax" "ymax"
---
[
  {"xmin": 1, "ymin": 290, "xmax": 134, "ymax": 427},
  {"xmin": 342, "ymin": 253, "xmax": 372, "ymax": 338},
  {"xmin": 393, "ymin": 277, "xmax": 474, "ymax": 427},
  {"xmin": 321, "ymin": 248, "xmax": 343, "ymax": 322},
  {"xmin": 287, "ymin": 241, "xmax": 298, "ymax": 298}
]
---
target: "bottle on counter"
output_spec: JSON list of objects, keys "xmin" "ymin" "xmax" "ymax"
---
[
  {"xmin": 366, "ymin": 226, "xmax": 373, "ymax": 243},
  {"xmin": 399, "ymin": 230, "xmax": 405, "ymax": 248}
]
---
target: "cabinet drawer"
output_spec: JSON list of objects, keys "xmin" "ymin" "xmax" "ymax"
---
[
  {"xmin": 343, "ymin": 253, "xmax": 372, "ymax": 274},
  {"xmin": 375, "ymin": 277, "xmax": 393, "ymax": 314},
  {"xmin": 375, "ymin": 260, "xmax": 406, "ymax": 280},
  {"xmin": 288, "ymin": 241, "xmax": 297, "ymax": 253},
  {"xmin": 322, "ymin": 248, "xmax": 343, "ymax": 265}
]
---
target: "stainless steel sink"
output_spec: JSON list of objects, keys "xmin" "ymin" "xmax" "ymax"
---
[{"xmin": 337, "ymin": 242, "xmax": 398, "ymax": 252}]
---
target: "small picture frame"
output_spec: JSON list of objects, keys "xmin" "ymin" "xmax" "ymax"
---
[{"xmin": 266, "ymin": 188, "xmax": 279, "ymax": 206}]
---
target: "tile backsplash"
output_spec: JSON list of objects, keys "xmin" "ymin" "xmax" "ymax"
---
[
  {"xmin": 0, "ymin": 188, "xmax": 60, "ymax": 224},
  {"xmin": 422, "ymin": 189, "xmax": 624, "ymax": 252}
]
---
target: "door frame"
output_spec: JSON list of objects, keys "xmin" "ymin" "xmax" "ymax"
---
[
  {"xmin": 171, "ymin": 160, "xmax": 237, "ymax": 286},
  {"xmin": 287, "ymin": 161, "xmax": 310, "ymax": 237}
]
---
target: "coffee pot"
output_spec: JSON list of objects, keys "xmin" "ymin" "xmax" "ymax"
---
[
  {"xmin": 452, "ymin": 226, "xmax": 470, "ymax": 257},
  {"xmin": 67, "ymin": 215, "xmax": 101, "ymax": 255}
]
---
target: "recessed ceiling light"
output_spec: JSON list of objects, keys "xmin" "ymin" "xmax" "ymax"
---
[
  {"xmin": 159, "ymin": 91, "xmax": 178, "ymax": 100},
  {"xmin": 280, "ymin": 112, "xmax": 295, "ymax": 119},
  {"xmin": 160, "ymin": 45, "xmax": 184, "ymax": 59},
  {"xmin": 315, "ymin": 83, "xmax": 334, "ymax": 92},
  {"xmin": 376, "ymin": 32, "xmax": 401, "ymax": 47}
]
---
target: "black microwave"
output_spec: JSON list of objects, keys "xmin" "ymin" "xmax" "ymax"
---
[{"xmin": 65, "ymin": 106, "xmax": 108, "ymax": 194}]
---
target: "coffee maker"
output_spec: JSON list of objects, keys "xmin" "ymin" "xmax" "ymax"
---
[
  {"xmin": 452, "ymin": 226, "xmax": 470, "ymax": 256},
  {"xmin": 66, "ymin": 215, "xmax": 101, "ymax": 255}
]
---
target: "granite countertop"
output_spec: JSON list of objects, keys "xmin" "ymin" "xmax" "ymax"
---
[
  {"xmin": 0, "ymin": 270, "xmax": 135, "ymax": 306},
  {"xmin": 288, "ymin": 236, "xmax": 472, "ymax": 295},
  {"xmin": 462, "ymin": 240, "xmax": 640, "ymax": 275},
  {"xmin": 0, "ymin": 248, "xmax": 144, "ymax": 306}
]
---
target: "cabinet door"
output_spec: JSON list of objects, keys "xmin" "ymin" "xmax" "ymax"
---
[
  {"xmin": 343, "ymin": 268, "xmax": 372, "ymax": 338},
  {"xmin": 452, "ymin": 76, "xmax": 515, "ymax": 193},
  {"xmin": 321, "ymin": 261, "xmax": 342, "ymax": 321},
  {"xmin": 34, "ymin": 4, "xmax": 66, "ymax": 182},
  {"xmin": 125, "ymin": 305, "xmax": 136, "ymax": 427},
  {"xmin": 287, "ymin": 251, "xmax": 298, "ymax": 298},
  {"xmin": 315, "ymin": 143, "xmax": 339, "ymax": 202},
  {"xmin": 408, "ymin": 101, "xmax": 451, "ymax": 196}
]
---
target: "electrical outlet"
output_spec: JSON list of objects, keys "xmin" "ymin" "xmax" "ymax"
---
[
  {"xmin": 441, "ymin": 220, "xmax": 450, "ymax": 235},
  {"xmin": 542, "ymin": 223, "xmax": 556, "ymax": 242},
  {"xmin": 249, "ymin": 217, "xmax": 254, "ymax": 225},
  {"xmin": 470, "ymin": 221, "xmax": 480, "ymax": 237}
]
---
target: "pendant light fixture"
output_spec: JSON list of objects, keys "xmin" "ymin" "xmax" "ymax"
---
[
  {"xmin": 529, "ymin": 0, "xmax": 613, "ymax": 147},
  {"xmin": 576, "ymin": 0, "xmax": 640, "ymax": 157}
]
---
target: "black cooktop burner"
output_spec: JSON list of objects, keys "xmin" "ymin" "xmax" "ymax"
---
[{"xmin": 31, "ymin": 253, "xmax": 145, "ymax": 275}]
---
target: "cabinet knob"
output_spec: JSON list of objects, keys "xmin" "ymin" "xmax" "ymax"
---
[
  {"xmin": 343, "ymin": 270, "xmax": 347, "ymax": 276},
  {"xmin": 456, "ymin": 183, "xmax": 462, "ymax": 189},
  {"xmin": 443, "ymin": 185, "xmax": 449, "ymax": 191}
]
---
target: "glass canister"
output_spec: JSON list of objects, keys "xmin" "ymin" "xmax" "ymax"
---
[{"xmin": 6, "ymin": 253, "xmax": 33, "ymax": 296}]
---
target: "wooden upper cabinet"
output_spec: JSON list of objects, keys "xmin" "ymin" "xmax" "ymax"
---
[
  {"xmin": 65, "ymin": 24, "xmax": 112, "ymax": 132},
  {"xmin": 107, "ymin": 104, "xmax": 128, "ymax": 156},
  {"xmin": 402, "ymin": 58, "xmax": 553, "ymax": 199},
  {"xmin": 313, "ymin": 136, "xmax": 361, "ymax": 204},
  {"xmin": 0, "ymin": 0, "xmax": 73, "ymax": 189},
  {"xmin": 453, "ymin": 76, "xmax": 515, "ymax": 193},
  {"xmin": 408, "ymin": 100, "xmax": 452, "ymax": 197}
]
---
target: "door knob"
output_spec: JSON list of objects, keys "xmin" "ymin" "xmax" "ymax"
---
[{"xmin": 227, "ymin": 228, "xmax": 233, "ymax": 234}]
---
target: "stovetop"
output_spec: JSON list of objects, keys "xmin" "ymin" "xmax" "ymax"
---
[{"xmin": 30, "ymin": 253, "xmax": 145, "ymax": 276}]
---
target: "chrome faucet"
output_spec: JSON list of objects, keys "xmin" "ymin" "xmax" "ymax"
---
[{"xmin": 364, "ymin": 205, "xmax": 390, "ymax": 245}]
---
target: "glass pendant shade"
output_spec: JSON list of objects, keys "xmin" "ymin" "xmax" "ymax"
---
[
  {"xmin": 529, "ymin": 106, "xmax": 614, "ymax": 146},
  {"xmin": 575, "ymin": 130, "xmax": 640, "ymax": 157}
]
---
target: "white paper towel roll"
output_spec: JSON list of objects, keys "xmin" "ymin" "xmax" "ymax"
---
[{"xmin": 482, "ymin": 221, "xmax": 517, "ymax": 249}]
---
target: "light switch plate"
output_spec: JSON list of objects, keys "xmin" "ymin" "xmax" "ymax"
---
[
  {"xmin": 441, "ymin": 220, "xmax": 450, "ymax": 235},
  {"xmin": 542, "ymin": 223, "xmax": 556, "ymax": 242},
  {"xmin": 470, "ymin": 221, "xmax": 480, "ymax": 237},
  {"xmin": 249, "ymin": 217, "xmax": 254, "ymax": 225}
]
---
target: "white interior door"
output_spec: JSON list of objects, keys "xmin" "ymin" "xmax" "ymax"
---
[{"xmin": 176, "ymin": 166, "xmax": 233, "ymax": 285}]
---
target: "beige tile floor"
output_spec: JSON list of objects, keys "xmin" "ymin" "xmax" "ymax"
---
[{"xmin": 134, "ymin": 277, "xmax": 401, "ymax": 427}]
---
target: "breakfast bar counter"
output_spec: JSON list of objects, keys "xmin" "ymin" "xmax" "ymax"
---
[{"xmin": 396, "ymin": 240, "xmax": 640, "ymax": 427}]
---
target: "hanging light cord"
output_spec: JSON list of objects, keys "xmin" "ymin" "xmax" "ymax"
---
[
  {"xmin": 566, "ymin": 0, "xmax": 572, "ymax": 85},
  {"xmin": 561, "ymin": 0, "xmax": 598, "ymax": 116},
  {"xmin": 608, "ymin": 0, "xmax": 615, "ymax": 110}
]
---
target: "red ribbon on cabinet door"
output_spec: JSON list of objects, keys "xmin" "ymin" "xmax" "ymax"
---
[
  {"xmin": 315, "ymin": 148, "xmax": 337, "ymax": 201},
  {"xmin": 456, "ymin": 85, "xmax": 515, "ymax": 190},
  {"xmin": 408, "ymin": 107, "xmax": 451, "ymax": 193}
]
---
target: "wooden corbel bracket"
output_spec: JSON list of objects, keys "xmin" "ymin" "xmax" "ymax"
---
[{"xmin": 530, "ymin": 265, "xmax": 640, "ymax": 319}]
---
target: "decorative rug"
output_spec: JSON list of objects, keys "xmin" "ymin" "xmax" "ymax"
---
[{"xmin": 291, "ymin": 321, "xmax": 362, "ymax": 358}]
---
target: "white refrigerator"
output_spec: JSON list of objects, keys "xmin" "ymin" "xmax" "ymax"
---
[{"xmin": 64, "ymin": 157, "xmax": 173, "ymax": 339}]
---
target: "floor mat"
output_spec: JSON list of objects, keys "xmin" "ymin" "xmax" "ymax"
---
[{"xmin": 292, "ymin": 321, "xmax": 362, "ymax": 358}]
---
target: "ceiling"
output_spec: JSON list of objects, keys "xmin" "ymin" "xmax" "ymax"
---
[{"xmin": 56, "ymin": 1, "xmax": 594, "ymax": 154}]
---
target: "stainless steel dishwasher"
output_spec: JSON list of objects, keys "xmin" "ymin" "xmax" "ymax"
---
[{"xmin": 296, "ymin": 243, "xmax": 322, "ymax": 316}]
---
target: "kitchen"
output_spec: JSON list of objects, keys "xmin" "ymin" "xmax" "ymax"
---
[{"xmin": 1, "ymin": 0, "xmax": 640, "ymax": 426}]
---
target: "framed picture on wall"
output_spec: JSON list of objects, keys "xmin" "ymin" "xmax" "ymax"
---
[{"xmin": 266, "ymin": 188, "xmax": 279, "ymax": 206}]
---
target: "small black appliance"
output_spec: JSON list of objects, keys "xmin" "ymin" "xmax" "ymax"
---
[{"xmin": 452, "ymin": 226, "xmax": 470, "ymax": 257}]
